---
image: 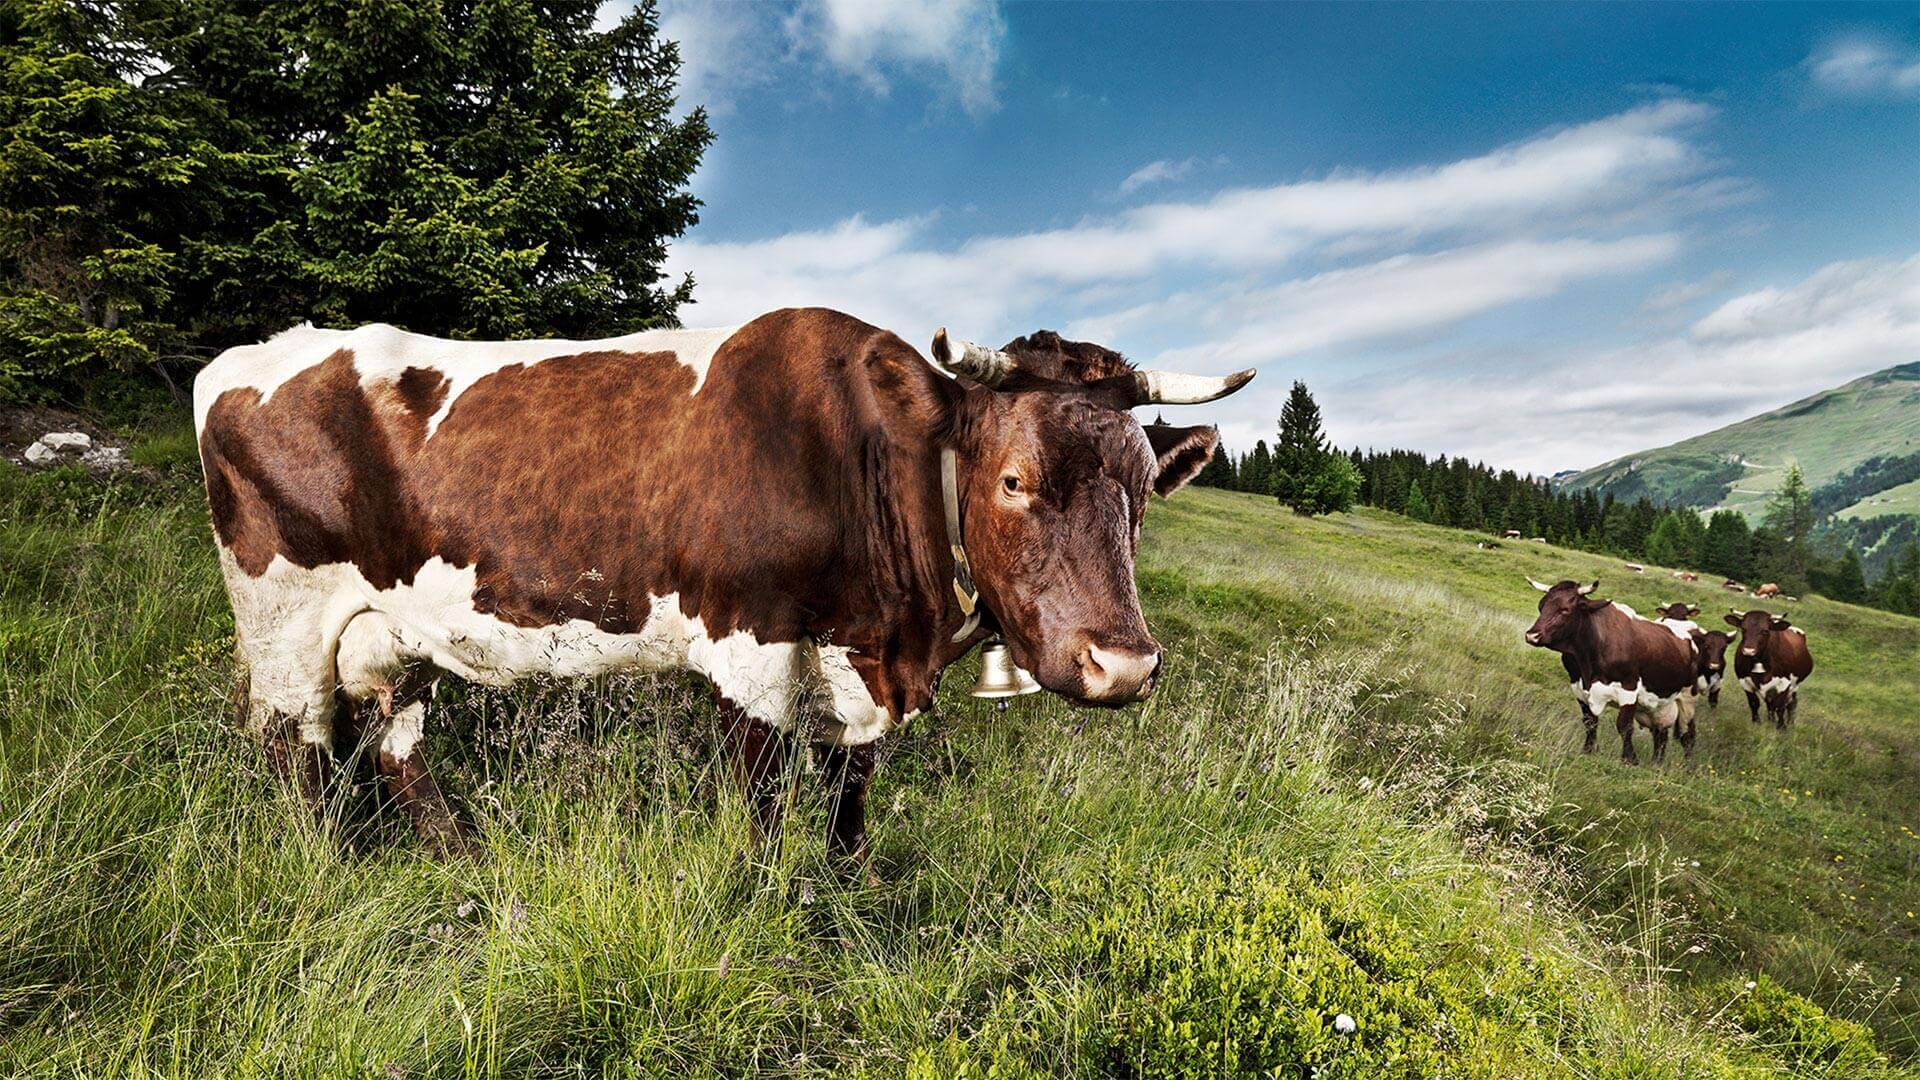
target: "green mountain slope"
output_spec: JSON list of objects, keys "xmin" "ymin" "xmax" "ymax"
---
[{"xmin": 1566, "ymin": 362, "xmax": 1920, "ymax": 518}]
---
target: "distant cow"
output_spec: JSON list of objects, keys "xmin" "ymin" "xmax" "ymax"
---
[
  {"xmin": 194, "ymin": 308, "xmax": 1252, "ymax": 857},
  {"xmin": 1672, "ymin": 571, "xmax": 1699, "ymax": 581},
  {"xmin": 1624, "ymin": 562, "xmax": 1646, "ymax": 573},
  {"xmin": 1725, "ymin": 609, "xmax": 1814, "ymax": 728},
  {"xmin": 1526, "ymin": 579, "xmax": 1699, "ymax": 763},
  {"xmin": 1722, "ymin": 580, "xmax": 1746, "ymax": 592},
  {"xmin": 1754, "ymin": 583, "xmax": 1781, "ymax": 598},
  {"xmin": 1502, "ymin": 529, "xmax": 1522, "ymax": 539}
]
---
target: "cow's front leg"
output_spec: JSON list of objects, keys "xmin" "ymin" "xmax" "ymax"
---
[
  {"xmin": 817, "ymin": 741, "xmax": 878, "ymax": 866},
  {"xmin": 1580, "ymin": 704, "xmax": 1599, "ymax": 753},
  {"xmin": 1771, "ymin": 693, "xmax": 1789, "ymax": 730},
  {"xmin": 719, "ymin": 699, "xmax": 793, "ymax": 847},
  {"xmin": 1708, "ymin": 686, "xmax": 1720, "ymax": 708},
  {"xmin": 1615, "ymin": 703, "xmax": 1639, "ymax": 765},
  {"xmin": 1745, "ymin": 689, "xmax": 1761, "ymax": 723},
  {"xmin": 264, "ymin": 710, "xmax": 334, "ymax": 821}
]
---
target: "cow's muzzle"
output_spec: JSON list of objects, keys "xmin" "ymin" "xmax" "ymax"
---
[{"xmin": 1077, "ymin": 642, "xmax": 1163, "ymax": 703}]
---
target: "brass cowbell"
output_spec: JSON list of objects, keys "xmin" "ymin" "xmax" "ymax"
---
[{"xmin": 970, "ymin": 637, "xmax": 1041, "ymax": 701}]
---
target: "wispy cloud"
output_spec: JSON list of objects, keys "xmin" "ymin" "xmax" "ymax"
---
[
  {"xmin": 1322, "ymin": 253, "xmax": 1920, "ymax": 472},
  {"xmin": 1641, "ymin": 270, "xmax": 1735, "ymax": 314},
  {"xmin": 609, "ymin": 0, "xmax": 1007, "ymax": 118},
  {"xmin": 1119, "ymin": 158, "xmax": 1198, "ymax": 195},
  {"xmin": 672, "ymin": 101, "xmax": 1722, "ymax": 334},
  {"xmin": 1806, "ymin": 34, "xmax": 1920, "ymax": 98},
  {"xmin": 790, "ymin": 0, "xmax": 1006, "ymax": 117}
]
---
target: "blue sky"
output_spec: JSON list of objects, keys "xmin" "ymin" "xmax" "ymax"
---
[{"xmin": 605, "ymin": 1, "xmax": 1920, "ymax": 473}]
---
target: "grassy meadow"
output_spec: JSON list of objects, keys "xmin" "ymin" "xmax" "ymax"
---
[{"xmin": 2, "ymin": 439, "xmax": 1916, "ymax": 1077}]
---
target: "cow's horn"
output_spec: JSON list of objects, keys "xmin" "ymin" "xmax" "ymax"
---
[
  {"xmin": 1576, "ymin": 580, "xmax": 1598, "ymax": 595},
  {"xmin": 931, "ymin": 328, "xmax": 1017, "ymax": 386},
  {"xmin": 1526, "ymin": 577, "xmax": 1551, "ymax": 593},
  {"xmin": 1729, "ymin": 608, "xmax": 1746, "ymax": 619},
  {"xmin": 1134, "ymin": 368, "xmax": 1256, "ymax": 405}
]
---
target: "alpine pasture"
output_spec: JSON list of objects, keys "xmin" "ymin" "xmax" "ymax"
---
[{"xmin": 2, "ymin": 440, "xmax": 1915, "ymax": 1077}]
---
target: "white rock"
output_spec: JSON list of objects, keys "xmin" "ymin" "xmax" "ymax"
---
[
  {"xmin": 40, "ymin": 431, "xmax": 92, "ymax": 450},
  {"xmin": 23, "ymin": 441, "xmax": 57, "ymax": 464},
  {"xmin": 80, "ymin": 446, "xmax": 127, "ymax": 468},
  {"xmin": 1333, "ymin": 1013, "xmax": 1357, "ymax": 1035}
]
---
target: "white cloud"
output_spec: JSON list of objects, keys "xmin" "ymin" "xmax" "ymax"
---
[
  {"xmin": 1642, "ymin": 270, "xmax": 1734, "ymax": 313},
  {"xmin": 1321, "ymin": 254, "xmax": 1920, "ymax": 473},
  {"xmin": 653, "ymin": 1, "xmax": 785, "ymax": 116},
  {"xmin": 1806, "ymin": 35, "xmax": 1920, "ymax": 98},
  {"xmin": 672, "ymin": 101, "xmax": 1720, "ymax": 338},
  {"xmin": 1119, "ymin": 158, "xmax": 1198, "ymax": 195},
  {"xmin": 599, "ymin": 0, "xmax": 1005, "ymax": 117},
  {"xmin": 788, "ymin": 0, "xmax": 1006, "ymax": 116}
]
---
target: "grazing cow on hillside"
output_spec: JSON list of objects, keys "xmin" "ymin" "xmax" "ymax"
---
[
  {"xmin": 1672, "ymin": 571, "xmax": 1699, "ymax": 582},
  {"xmin": 1723, "ymin": 580, "xmax": 1746, "ymax": 592},
  {"xmin": 1754, "ymin": 583, "xmax": 1781, "ymax": 598},
  {"xmin": 1725, "ymin": 608, "xmax": 1814, "ymax": 728},
  {"xmin": 193, "ymin": 308, "xmax": 1251, "ymax": 857},
  {"xmin": 1525, "ymin": 579, "xmax": 1700, "ymax": 763}
]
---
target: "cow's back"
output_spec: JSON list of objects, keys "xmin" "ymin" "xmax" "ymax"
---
[
  {"xmin": 193, "ymin": 310, "xmax": 908, "ymax": 642},
  {"xmin": 1768, "ymin": 627, "xmax": 1814, "ymax": 682}
]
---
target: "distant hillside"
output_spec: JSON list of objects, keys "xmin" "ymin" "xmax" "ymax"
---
[{"xmin": 1564, "ymin": 361, "xmax": 1920, "ymax": 520}]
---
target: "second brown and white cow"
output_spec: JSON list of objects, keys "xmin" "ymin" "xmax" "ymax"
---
[
  {"xmin": 1725, "ymin": 608, "xmax": 1813, "ymax": 727},
  {"xmin": 1526, "ymin": 580, "xmax": 1700, "ymax": 763},
  {"xmin": 194, "ymin": 308, "xmax": 1252, "ymax": 857},
  {"xmin": 1657, "ymin": 601, "xmax": 1729, "ymax": 708}
]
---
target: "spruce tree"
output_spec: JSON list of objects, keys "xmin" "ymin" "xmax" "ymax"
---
[
  {"xmin": 1404, "ymin": 479, "xmax": 1431, "ymax": 522},
  {"xmin": 1763, "ymin": 463, "xmax": 1815, "ymax": 587}
]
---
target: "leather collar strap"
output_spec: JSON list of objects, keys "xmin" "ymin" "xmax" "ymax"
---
[{"xmin": 941, "ymin": 446, "xmax": 983, "ymax": 643}]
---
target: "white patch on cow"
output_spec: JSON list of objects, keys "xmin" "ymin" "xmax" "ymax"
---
[
  {"xmin": 381, "ymin": 701, "xmax": 427, "ymax": 760},
  {"xmin": 222, "ymin": 549, "xmax": 904, "ymax": 748},
  {"xmin": 1656, "ymin": 618, "xmax": 1698, "ymax": 639},
  {"xmin": 193, "ymin": 322, "xmax": 743, "ymax": 436},
  {"xmin": 1609, "ymin": 602, "xmax": 1640, "ymax": 619},
  {"xmin": 1585, "ymin": 680, "xmax": 1642, "ymax": 713}
]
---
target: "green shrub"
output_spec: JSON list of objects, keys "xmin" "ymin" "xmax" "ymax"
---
[
  {"xmin": 914, "ymin": 857, "xmax": 1733, "ymax": 1079},
  {"xmin": 1724, "ymin": 975, "xmax": 1889, "ymax": 1075}
]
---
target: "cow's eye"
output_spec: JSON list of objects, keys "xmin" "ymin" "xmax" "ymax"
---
[{"xmin": 1002, "ymin": 475, "xmax": 1023, "ymax": 495}]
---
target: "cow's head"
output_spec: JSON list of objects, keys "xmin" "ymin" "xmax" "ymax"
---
[
  {"xmin": 1692, "ymin": 629, "xmax": 1730, "ymax": 678},
  {"xmin": 931, "ymin": 329, "xmax": 1252, "ymax": 705},
  {"xmin": 1658, "ymin": 602, "xmax": 1701, "ymax": 621},
  {"xmin": 1724, "ymin": 608, "xmax": 1790, "ymax": 658},
  {"xmin": 1523, "ymin": 577, "xmax": 1602, "ymax": 649}
]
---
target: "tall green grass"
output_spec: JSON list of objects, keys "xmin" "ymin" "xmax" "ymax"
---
[{"xmin": 0, "ymin": 465, "xmax": 1910, "ymax": 1076}]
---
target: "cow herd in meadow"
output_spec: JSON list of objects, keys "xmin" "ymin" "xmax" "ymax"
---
[{"xmin": 1524, "ymin": 577, "xmax": 1814, "ymax": 764}]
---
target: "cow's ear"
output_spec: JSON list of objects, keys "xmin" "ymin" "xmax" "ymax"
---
[
  {"xmin": 1723, "ymin": 613, "xmax": 1743, "ymax": 628},
  {"xmin": 1770, "ymin": 617, "xmax": 1791, "ymax": 630},
  {"xmin": 1145, "ymin": 423, "xmax": 1219, "ymax": 497},
  {"xmin": 1687, "ymin": 604, "xmax": 1701, "ymax": 617}
]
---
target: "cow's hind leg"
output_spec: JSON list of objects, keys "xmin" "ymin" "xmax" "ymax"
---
[
  {"xmin": 817, "ymin": 741, "xmax": 878, "ymax": 866},
  {"xmin": 1615, "ymin": 703, "xmax": 1639, "ymax": 765},
  {"xmin": 373, "ymin": 690, "xmax": 472, "ymax": 857},
  {"xmin": 1650, "ymin": 722, "xmax": 1669, "ymax": 764},
  {"xmin": 1580, "ymin": 704, "xmax": 1599, "ymax": 754},
  {"xmin": 1677, "ymin": 700, "xmax": 1698, "ymax": 763}
]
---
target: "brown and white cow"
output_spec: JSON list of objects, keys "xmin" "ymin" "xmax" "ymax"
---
[
  {"xmin": 1525, "ymin": 580, "xmax": 1700, "ymax": 763},
  {"xmin": 193, "ymin": 308, "xmax": 1251, "ymax": 857},
  {"xmin": 1657, "ymin": 601, "xmax": 1729, "ymax": 708},
  {"xmin": 1724, "ymin": 608, "xmax": 1813, "ymax": 728}
]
